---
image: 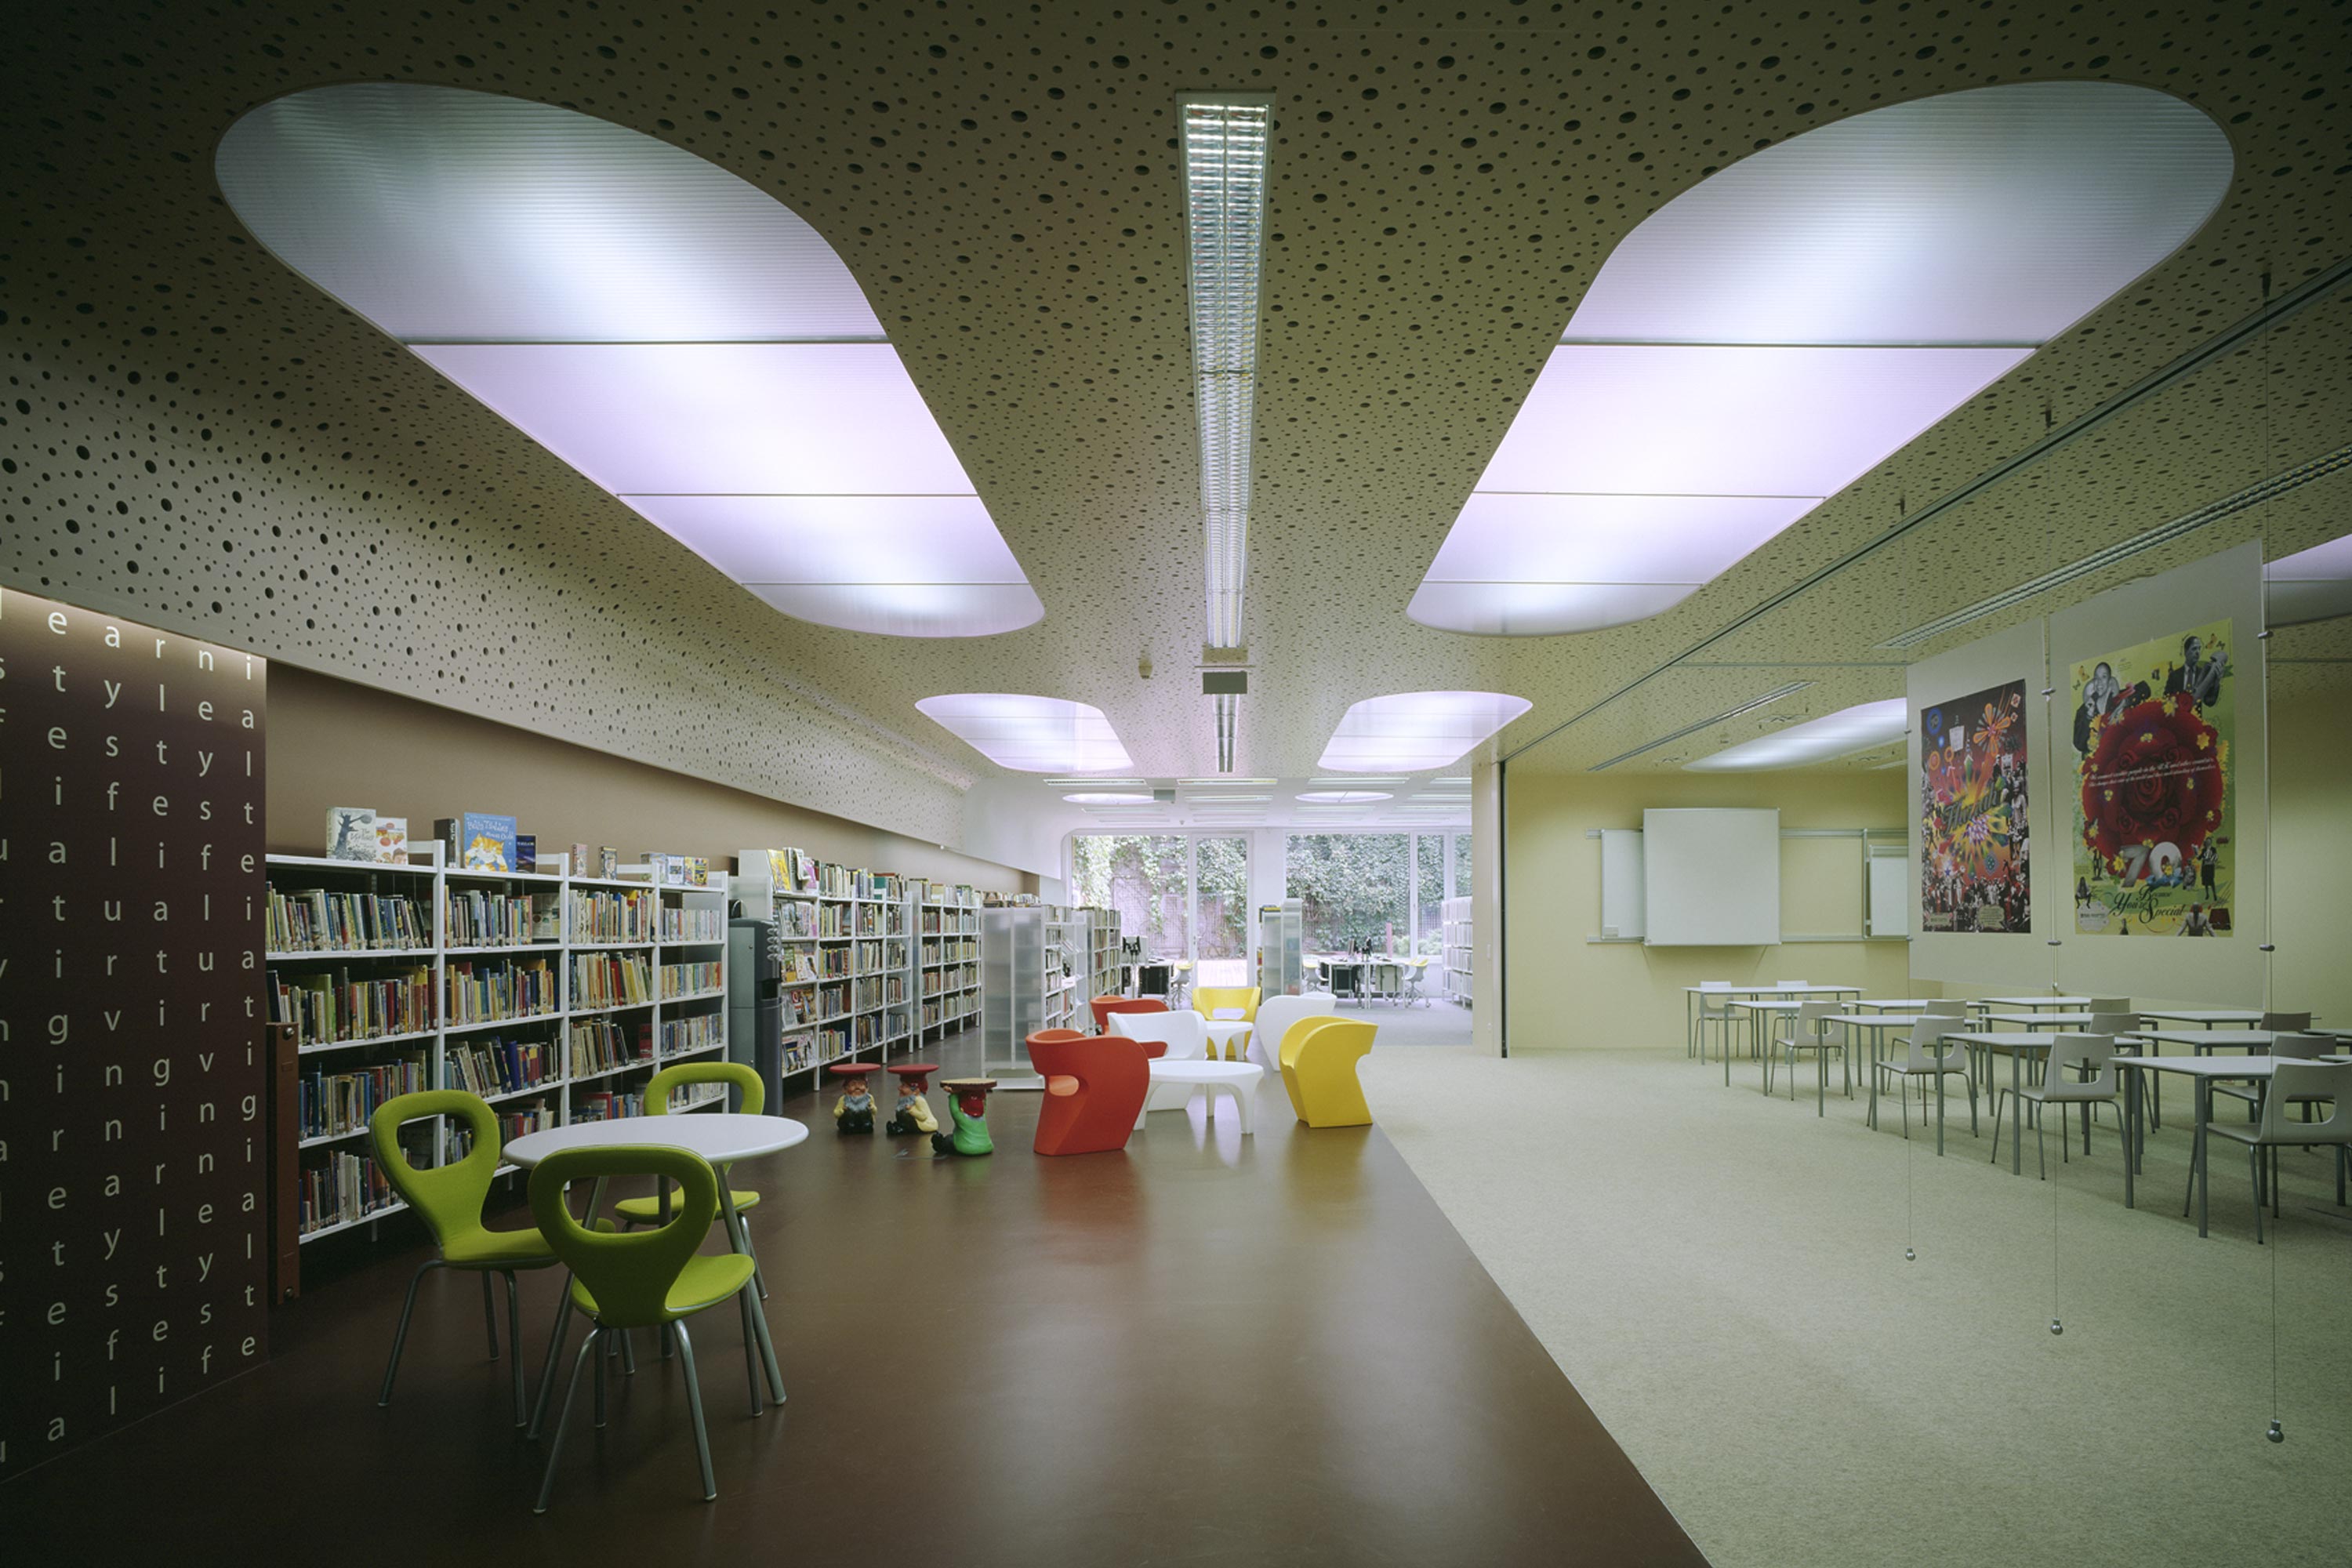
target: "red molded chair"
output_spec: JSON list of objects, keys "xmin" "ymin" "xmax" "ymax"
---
[
  {"xmin": 1091, "ymin": 996, "xmax": 1169, "ymax": 1042},
  {"xmin": 1029, "ymin": 1029, "xmax": 1149, "ymax": 1156}
]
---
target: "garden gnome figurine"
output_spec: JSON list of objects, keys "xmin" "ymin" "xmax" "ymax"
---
[
  {"xmin": 931, "ymin": 1078, "xmax": 996, "ymax": 1157},
  {"xmin": 830, "ymin": 1062, "xmax": 879, "ymax": 1134},
  {"xmin": 885, "ymin": 1063, "xmax": 940, "ymax": 1137}
]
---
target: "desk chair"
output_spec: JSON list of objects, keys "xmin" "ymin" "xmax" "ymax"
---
[
  {"xmin": 1400, "ymin": 957, "xmax": 1432, "ymax": 1007},
  {"xmin": 1993, "ymin": 1033, "xmax": 2123, "ymax": 1179},
  {"xmin": 1871, "ymin": 1018, "xmax": 1977, "ymax": 1146},
  {"xmin": 369, "ymin": 1091, "xmax": 561, "ymax": 1425},
  {"xmin": 1694, "ymin": 982, "xmax": 1734, "ymax": 1063},
  {"xmin": 2205, "ymin": 1058, "xmax": 2350, "ymax": 1242},
  {"xmin": 1767, "ymin": 1000, "xmax": 1846, "ymax": 1115},
  {"xmin": 612, "ymin": 1062, "xmax": 770, "ymax": 1298},
  {"xmin": 529, "ymin": 1145, "xmax": 765, "ymax": 1512},
  {"xmin": 2211, "ymin": 1013, "xmax": 2312, "ymax": 1120}
]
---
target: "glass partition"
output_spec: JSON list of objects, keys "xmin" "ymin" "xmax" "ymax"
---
[{"xmin": 1286, "ymin": 833, "xmax": 1412, "ymax": 953}]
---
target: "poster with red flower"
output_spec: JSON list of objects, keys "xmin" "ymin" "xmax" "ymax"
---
[
  {"xmin": 1918, "ymin": 681, "xmax": 2029, "ymax": 934},
  {"xmin": 2068, "ymin": 618, "xmax": 2234, "ymax": 936}
]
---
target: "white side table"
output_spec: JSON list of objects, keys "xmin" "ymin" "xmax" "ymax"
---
[{"xmin": 1135, "ymin": 1060, "xmax": 1264, "ymax": 1134}]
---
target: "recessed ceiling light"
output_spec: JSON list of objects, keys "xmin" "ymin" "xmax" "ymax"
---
[
  {"xmin": 1063, "ymin": 792, "xmax": 1156, "ymax": 805},
  {"xmin": 1407, "ymin": 82, "xmax": 2233, "ymax": 638},
  {"xmin": 916, "ymin": 694, "xmax": 1134, "ymax": 773},
  {"xmin": 1686, "ymin": 699, "xmax": 1909, "ymax": 771},
  {"xmin": 216, "ymin": 84, "xmax": 1044, "ymax": 640},
  {"xmin": 1179, "ymin": 777, "xmax": 1275, "ymax": 786},
  {"xmin": 1296, "ymin": 789, "xmax": 1394, "ymax": 804},
  {"xmin": 1317, "ymin": 691, "xmax": 1534, "ymax": 773}
]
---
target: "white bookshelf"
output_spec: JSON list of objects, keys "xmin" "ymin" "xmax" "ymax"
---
[
  {"xmin": 734, "ymin": 851, "xmax": 964, "ymax": 1084},
  {"xmin": 1442, "ymin": 894, "xmax": 1474, "ymax": 1007},
  {"xmin": 918, "ymin": 880, "xmax": 985, "ymax": 1041},
  {"xmin": 264, "ymin": 846, "xmax": 729, "ymax": 1243}
]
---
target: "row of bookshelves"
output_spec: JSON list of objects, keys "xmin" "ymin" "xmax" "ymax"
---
[{"xmin": 266, "ymin": 850, "xmax": 732, "ymax": 1247}]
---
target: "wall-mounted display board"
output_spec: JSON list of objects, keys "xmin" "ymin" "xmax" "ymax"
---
[
  {"xmin": 1641, "ymin": 808, "xmax": 1780, "ymax": 946},
  {"xmin": 0, "ymin": 587, "xmax": 269, "ymax": 1481}
]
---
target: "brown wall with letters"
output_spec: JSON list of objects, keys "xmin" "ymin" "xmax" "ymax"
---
[
  {"xmin": 0, "ymin": 588, "xmax": 270, "ymax": 1480},
  {"xmin": 263, "ymin": 665, "xmax": 1031, "ymax": 894}
]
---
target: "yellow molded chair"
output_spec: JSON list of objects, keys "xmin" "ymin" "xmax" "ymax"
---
[
  {"xmin": 612, "ymin": 1062, "xmax": 768, "ymax": 1298},
  {"xmin": 1192, "ymin": 986, "xmax": 1261, "ymax": 1061},
  {"xmin": 368, "ymin": 1090, "xmax": 561, "ymax": 1425},
  {"xmin": 1279, "ymin": 1016, "xmax": 1377, "ymax": 1128}
]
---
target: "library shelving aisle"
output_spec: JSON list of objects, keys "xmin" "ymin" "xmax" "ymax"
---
[
  {"xmin": 919, "ymin": 880, "xmax": 983, "ymax": 1044},
  {"xmin": 263, "ymin": 849, "xmax": 728, "ymax": 1257},
  {"xmin": 1086, "ymin": 907, "xmax": 1121, "ymax": 1007},
  {"xmin": 1443, "ymin": 895, "xmax": 1474, "ymax": 1007},
  {"xmin": 734, "ymin": 850, "xmax": 980, "ymax": 1089}
]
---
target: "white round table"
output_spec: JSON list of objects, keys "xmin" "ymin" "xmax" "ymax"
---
[
  {"xmin": 503, "ymin": 1112, "xmax": 809, "ymax": 1168},
  {"xmin": 1203, "ymin": 1019, "xmax": 1254, "ymax": 1060},
  {"xmin": 1136, "ymin": 1059, "xmax": 1264, "ymax": 1134},
  {"xmin": 505, "ymin": 1112, "xmax": 807, "ymax": 1403}
]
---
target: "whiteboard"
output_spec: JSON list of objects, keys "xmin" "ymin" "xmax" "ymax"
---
[
  {"xmin": 1642, "ymin": 808, "xmax": 1780, "ymax": 946},
  {"xmin": 1599, "ymin": 829, "xmax": 1646, "ymax": 939},
  {"xmin": 1867, "ymin": 848, "xmax": 1909, "ymax": 938}
]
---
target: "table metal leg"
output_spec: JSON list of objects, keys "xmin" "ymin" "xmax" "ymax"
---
[
  {"xmin": 2122, "ymin": 1070, "xmax": 2138, "ymax": 1209},
  {"xmin": 2010, "ymin": 1050, "xmax": 2024, "ymax": 1175},
  {"xmin": 2195, "ymin": 1081, "xmax": 2211, "ymax": 1238},
  {"xmin": 717, "ymin": 1188, "xmax": 785, "ymax": 1400},
  {"xmin": 1934, "ymin": 1062, "xmax": 1945, "ymax": 1157}
]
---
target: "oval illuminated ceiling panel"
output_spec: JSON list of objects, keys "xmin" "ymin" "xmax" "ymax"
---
[
  {"xmin": 1410, "ymin": 82, "xmax": 2233, "ymax": 638},
  {"xmin": 1685, "ymin": 699, "xmax": 1909, "ymax": 772},
  {"xmin": 916, "ymin": 695, "xmax": 1136, "ymax": 774},
  {"xmin": 216, "ymin": 84, "xmax": 1042, "ymax": 639},
  {"xmin": 1316, "ymin": 691, "xmax": 1533, "ymax": 774}
]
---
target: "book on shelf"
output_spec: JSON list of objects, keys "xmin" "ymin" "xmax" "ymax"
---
[
  {"xmin": 445, "ymin": 1034, "xmax": 556, "ymax": 1097},
  {"xmin": 444, "ymin": 955, "xmax": 558, "ymax": 1024},
  {"xmin": 659, "ymin": 960, "xmax": 722, "ymax": 999},
  {"xmin": 515, "ymin": 833, "xmax": 538, "ymax": 873},
  {"xmin": 375, "ymin": 816, "xmax": 409, "ymax": 864},
  {"xmin": 436, "ymin": 812, "xmax": 518, "ymax": 873},
  {"xmin": 568, "ymin": 887, "xmax": 654, "ymax": 943},
  {"xmin": 326, "ymin": 806, "xmax": 378, "ymax": 862},
  {"xmin": 570, "ymin": 950, "xmax": 653, "ymax": 1011},
  {"xmin": 267, "ymin": 964, "xmax": 434, "ymax": 1045},
  {"xmin": 297, "ymin": 1053, "xmax": 430, "ymax": 1141},
  {"xmin": 267, "ymin": 887, "xmax": 431, "ymax": 952}
]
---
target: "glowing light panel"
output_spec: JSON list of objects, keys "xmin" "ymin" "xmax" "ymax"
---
[
  {"xmin": 917, "ymin": 695, "xmax": 1135, "ymax": 774},
  {"xmin": 1685, "ymin": 699, "xmax": 1909, "ymax": 771},
  {"xmin": 1317, "ymin": 691, "xmax": 1534, "ymax": 773},
  {"xmin": 216, "ymin": 83, "xmax": 1039, "ymax": 638}
]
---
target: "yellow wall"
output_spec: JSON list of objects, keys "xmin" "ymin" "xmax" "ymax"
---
[
  {"xmin": 1501, "ymin": 766, "xmax": 1912, "ymax": 1050},
  {"xmin": 2265, "ymin": 688, "xmax": 2352, "ymax": 1024}
]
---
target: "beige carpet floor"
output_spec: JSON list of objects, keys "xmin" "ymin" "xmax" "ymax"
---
[{"xmin": 1360, "ymin": 1045, "xmax": 2350, "ymax": 1568}]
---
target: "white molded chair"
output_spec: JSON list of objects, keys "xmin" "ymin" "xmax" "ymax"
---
[
  {"xmin": 1872, "ymin": 1016, "xmax": 1977, "ymax": 1145},
  {"xmin": 1768, "ymin": 1000, "xmax": 1846, "ymax": 1114},
  {"xmin": 1110, "ymin": 1010, "xmax": 1210, "ymax": 1113},
  {"xmin": 1694, "ymin": 982, "xmax": 1733, "ymax": 1062},
  {"xmin": 1248, "ymin": 993, "xmax": 1338, "ymax": 1080},
  {"xmin": 2205, "ymin": 1055, "xmax": 2350, "ymax": 1243},
  {"xmin": 1993, "ymin": 1033, "xmax": 2124, "ymax": 1178}
]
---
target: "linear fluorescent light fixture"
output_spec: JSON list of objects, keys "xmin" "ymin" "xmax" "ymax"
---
[
  {"xmin": 1308, "ymin": 776, "xmax": 1408, "ymax": 786},
  {"xmin": 1180, "ymin": 95, "xmax": 1271, "ymax": 652},
  {"xmin": 916, "ymin": 695, "xmax": 1135, "ymax": 773},
  {"xmin": 1685, "ymin": 699, "xmax": 1908, "ymax": 771},
  {"xmin": 1044, "ymin": 777, "xmax": 1148, "ymax": 788},
  {"xmin": 1410, "ymin": 82, "xmax": 2232, "ymax": 637},
  {"xmin": 216, "ymin": 84, "xmax": 1041, "ymax": 639},
  {"xmin": 1317, "ymin": 691, "xmax": 1534, "ymax": 773},
  {"xmin": 1588, "ymin": 683, "xmax": 1812, "ymax": 772},
  {"xmin": 1180, "ymin": 777, "xmax": 1276, "ymax": 786},
  {"xmin": 1881, "ymin": 440, "xmax": 2352, "ymax": 648}
]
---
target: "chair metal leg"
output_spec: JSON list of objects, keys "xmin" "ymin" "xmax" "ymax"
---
[
  {"xmin": 2250, "ymin": 1145, "xmax": 2266, "ymax": 1244},
  {"xmin": 528, "ymin": 1292, "xmax": 575, "ymax": 1439},
  {"xmin": 2034, "ymin": 1106, "xmax": 2047, "ymax": 1181},
  {"xmin": 482, "ymin": 1271, "xmax": 501, "ymax": 1359},
  {"xmin": 737, "ymin": 1292, "xmax": 765, "ymax": 1416},
  {"xmin": 672, "ymin": 1321, "xmax": 717, "ymax": 1502},
  {"xmin": 620, "ymin": 1327, "xmax": 638, "ymax": 1376},
  {"xmin": 503, "ymin": 1271, "xmax": 527, "ymax": 1426},
  {"xmin": 378, "ymin": 1259, "xmax": 444, "ymax": 1406},
  {"xmin": 533, "ymin": 1330, "xmax": 600, "ymax": 1515},
  {"xmin": 1989, "ymin": 1091, "xmax": 2003, "ymax": 1164},
  {"xmin": 593, "ymin": 1330, "xmax": 608, "ymax": 1428}
]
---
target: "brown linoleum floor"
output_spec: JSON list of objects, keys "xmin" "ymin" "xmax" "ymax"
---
[{"xmin": 5, "ymin": 1029, "xmax": 1701, "ymax": 1568}]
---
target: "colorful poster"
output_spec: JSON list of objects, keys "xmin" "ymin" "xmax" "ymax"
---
[
  {"xmin": 2067, "ymin": 619, "xmax": 2234, "ymax": 936},
  {"xmin": 1918, "ymin": 681, "xmax": 2030, "ymax": 934}
]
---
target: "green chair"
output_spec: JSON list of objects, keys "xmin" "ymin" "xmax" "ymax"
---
[
  {"xmin": 611, "ymin": 1062, "xmax": 768, "ymax": 1296},
  {"xmin": 369, "ymin": 1090, "xmax": 560, "ymax": 1425},
  {"xmin": 528, "ymin": 1145, "xmax": 764, "ymax": 1512}
]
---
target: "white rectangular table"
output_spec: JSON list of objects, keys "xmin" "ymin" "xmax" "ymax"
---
[
  {"xmin": 2106, "ymin": 1057, "xmax": 2292, "ymax": 1235},
  {"xmin": 1686, "ymin": 985, "xmax": 1861, "ymax": 1055},
  {"xmin": 2138, "ymin": 1007, "xmax": 2270, "ymax": 1029},
  {"xmin": 1976, "ymin": 996, "xmax": 2097, "ymax": 1011},
  {"xmin": 1725, "ymin": 1000, "xmax": 1808, "ymax": 1087},
  {"xmin": 1846, "ymin": 998, "xmax": 1937, "ymax": 1014},
  {"xmin": 1979, "ymin": 1011, "xmax": 2102, "ymax": 1032},
  {"xmin": 1824, "ymin": 1014, "xmax": 1927, "ymax": 1127}
]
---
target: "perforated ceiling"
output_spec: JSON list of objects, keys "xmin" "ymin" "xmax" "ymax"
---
[{"xmin": 2, "ymin": 2, "xmax": 2347, "ymax": 852}]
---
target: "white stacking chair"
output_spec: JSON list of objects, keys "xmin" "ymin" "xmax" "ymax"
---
[
  {"xmin": 1871, "ymin": 1016, "xmax": 1977, "ymax": 1148},
  {"xmin": 1993, "ymin": 1033, "xmax": 2124, "ymax": 1179},
  {"xmin": 2212, "ymin": 1012, "xmax": 2311, "ymax": 1117},
  {"xmin": 2204, "ymin": 1056, "xmax": 2350, "ymax": 1243},
  {"xmin": 1767, "ymin": 1000, "xmax": 1846, "ymax": 1115},
  {"xmin": 1694, "ymin": 982, "xmax": 1734, "ymax": 1062}
]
